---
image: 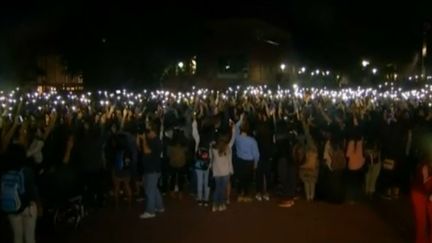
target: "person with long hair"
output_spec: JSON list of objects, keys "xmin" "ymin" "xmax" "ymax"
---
[
  {"xmin": 299, "ymin": 114, "xmax": 319, "ymax": 202},
  {"xmin": 210, "ymin": 123, "xmax": 236, "ymax": 212},
  {"xmin": 139, "ymin": 122, "xmax": 164, "ymax": 219},
  {"xmin": 1, "ymin": 143, "xmax": 39, "ymax": 243}
]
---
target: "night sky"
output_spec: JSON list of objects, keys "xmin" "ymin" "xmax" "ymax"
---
[{"xmin": 0, "ymin": 1, "xmax": 431, "ymax": 85}]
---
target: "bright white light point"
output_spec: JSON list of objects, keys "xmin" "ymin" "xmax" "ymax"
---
[
  {"xmin": 362, "ymin": 60, "xmax": 370, "ymax": 67},
  {"xmin": 301, "ymin": 67, "xmax": 306, "ymax": 72},
  {"xmin": 372, "ymin": 68, "xmax": 378, "ymax": 74},
  {"xmin": 280, "ymin": 64, "xmax": 286, "ymax": 71},
  {"xmin": 178, "ymin": 62, "xmax": 184, "ymax": 68},
  {"xmin": 225, "ymin": 65, "xmax": 230, "ymax": 70}
]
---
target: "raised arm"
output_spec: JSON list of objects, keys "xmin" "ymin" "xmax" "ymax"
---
[
  {"xmin": 1, "ymin": 117, "xmax": 19, "ymax": 153},
  {"xmin": 192, "ymin": 118, "xmax": 200, "ymax": 152},
  {"xmin": 63, "ymin": 136, "xmax": 74, "ymax": 164},
  {"xmin": 235, "ymin": 113, "xmax": 244, "ymax": 138},
  {"xmin": 228, "ymin": 121, "xmax": 236, "ymax": 148},
  {"xmin": 317, "ymin": 104, "xmax": 332, "ymax": 125},
  {"xmin": 301, "ymin": 115, "xmax": 315, "ymax": 148},
  {"xmin": 43, "ymin": 112, "xmax": 57, "ymax": 140},
  {"xmin": 120, "ymin": 108, "xmax": 128, "ymax": 131},
  {"xmin": 252, "ymin": 139, "xmax": 260, "ymax": 168}
]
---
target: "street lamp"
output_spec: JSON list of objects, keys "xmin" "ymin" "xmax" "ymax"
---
[
  {"xmin": 280, "ymin": 63, "xmax": 286, "ymax": 71},
  {"xmin": 372, "ymin": 68, "xmax": 378, "ymax": 75},
  {"xmin": 301, "ymin": 67, "xmax": 306, "ymax": 73},
  {"xmin": 362, "ymin": 60, "xmax": 370, "ymax": 67},
  {"xmin": 178, "ymin": 62, "xmax": 184, "ymax": 69}
]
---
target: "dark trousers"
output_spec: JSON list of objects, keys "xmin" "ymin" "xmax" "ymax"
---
[
  {"xmin": 324, "ymin": 168, "xmax": 345, "ymax": 203},
  {"xmin": 169, "ymin": 167, "xmax": 187, "ymax": 192},
  {"xmin": 256, "ymin": 158, "xmax": 272, "ymax": 194},
  {"xmin": 346, "ymin": 169, "xmax": 364, "ymax": 202},
  {"xmin": 160, "ymin": 158, "xmax": 170, "ymax": 193},
  {"xmin": 278, "ymin": 158, "xmax": 297, "ymax": 200},
  {"xmin": 83, "ymin": 170, "xmax": 106, "ymax": 208},
  {"xmin": 237, "ymin": 159, "xmax": 254, "ymax": 196}
]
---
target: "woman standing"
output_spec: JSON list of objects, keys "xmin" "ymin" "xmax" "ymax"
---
[
  {"xmin": 299, "ymin": 115, "xmax": 319, "ymax": 202},
  {"xmin": 211, "ymin": 124, "xmax": 235, "ymax": 212},
  {"xmin": 364, "ymin": 141, "xmax": 381, "ymax": 197},
  {"xmin": 192, "ymin": 117, "xmax": 211, "ymax": 206},
  {"xmin": 139, "ymin": 123, "xmax": 164, "ymax": 219},
  {"xmin": 1, "ymin": 143, "xmax": 39, "ymax": 243},
  {"xmin": 411, "ymin": 150, "xmax": 432, "ymax": 243}
]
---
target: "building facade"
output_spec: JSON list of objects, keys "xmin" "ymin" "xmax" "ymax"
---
[{"xmin": 36, "ymin": 55, "xmax": 83, "ymax": 91}]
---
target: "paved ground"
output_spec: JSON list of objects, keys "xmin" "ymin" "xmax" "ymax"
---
[{"xmin": 17, "ymin": 196, "xmax": 411, "ymax": 243}]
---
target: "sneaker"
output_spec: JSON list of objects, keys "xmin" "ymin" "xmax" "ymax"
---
[
  {"xmin": 263, "ymin": 194, "xmax": 270, "ymax": 201},
  {"xmin": 156, "ymin": 208, "xmax": 165, "ymax": 213},
  {"xmin": 226, "ymin": 199, "xmax": 230, "ymax": 205},
  {"xmin": 278, "ymin": 201, "xmax": 294, "ymax": 208},
  {"xmin": 139, "ymin": 212, "xmax": 156, "ymax": 219},
  {"xmin": 198, "ymin": 201, "xmax": 203, "ymax": 206},
  {"xmin": 203, "ymin": 201, "xmax": 209, "ymax": 207},
  {"xmin": 255, "ymin": 194, "xmax": 263, "ymax": 202},
  {"xmin": 212, "ymin": 205, "xmax": 217, "ymax": 212},
  {"xmin": 243, "ymin": 197, "xmax": 253, "ymax": 202},
  {"xmin": 218, "ymin": 205, "xmax": 226, "ymax": 212},
  {"xmin": 237, "ymin": 196, "xmax": 244, "ymax": 203}
]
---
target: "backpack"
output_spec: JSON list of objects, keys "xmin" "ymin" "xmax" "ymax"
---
[
  {"xmin": 331, "ymin": 148, "xmax": 347, "ymax": 171},
  {"xmin": 195, "ymin": 147, "xmax": 210, "ymax": 170},
  {"xmin": 1, "ymin": 170, "xmax": 25, "ymax": 213}
]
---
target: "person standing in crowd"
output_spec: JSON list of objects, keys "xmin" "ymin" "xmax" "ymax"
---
[
  {"xmin": 345, "ymin": 110, "xmax": 365, "ymax": 203},
  {"xmin": 276, "ymin": 119, "xmax": 300, "ymax": 208},
  {"xmin": 73, "ymin": 116, "xmax": 107, "ymax": 208},
  {"xmin": 211, "ymin": 123, "xmax": 236, "ymax": 212},
  {"xmin": 235, "ymin": 113, "xmax": 259, "ymax": 202},
  {"xmin": 192, "ymin": 117, "xmax": 211, "ymax": 206},
  {"xmin": 364, "ymin": 140, "xmax": 381, "ymax": 198},
  {"xmin": 255, "ymin": 110, "xmax": 273, "ymax": 202},
  {"xmin": 26, "ymin": 112, "xmax": 57, "ymax": 175},
  {"xmin": 411, "ymin": 149, "xmax": 432, "ymax": 243},
  {"xmin": 299, "ymin": 114, "xmax": 319, "ymax": 202},
  {"xmin": 167, "ymin": 129, "xmax": 188, "ymax": 200},
  {"xmin": 105, "ymin": 122, "xmax": 134, "ymax": 208},
  {"xmin": 1, "ymin": 143, "xmax": 39, "ymax": 243},
  {"xmin": 380, "ymin": 108, "xmax": 404, "ymax": 200},
  {"xmin": 139, "ymin": 122, "xmax": 164, "ymax": 219}
]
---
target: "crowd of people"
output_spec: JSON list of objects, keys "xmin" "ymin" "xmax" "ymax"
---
[{"xmin": 1, "ymin": 84, "xmax": 432, "ymax": 243}]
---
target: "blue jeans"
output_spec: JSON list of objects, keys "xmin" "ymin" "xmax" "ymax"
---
[
  {"xmin": 195, "ymin": 169, "xmax": 210, "ymax": 201},
  {"xmin": 213, "ymin": 176, "xmax": 229, "ymax": 205},
  {"xmin": 143, "ymin": 173, "xmax": 164, "ymax": 214}
]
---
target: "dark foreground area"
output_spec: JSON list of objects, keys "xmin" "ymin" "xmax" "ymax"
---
[{"xmin": 1, "ymin": 196, "xmax": 413, "ymax": 243}]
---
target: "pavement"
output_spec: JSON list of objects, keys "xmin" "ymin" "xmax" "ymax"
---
[{"xmin": 11, "ymin": 195, "xmax": 411, "ymax": 243}]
